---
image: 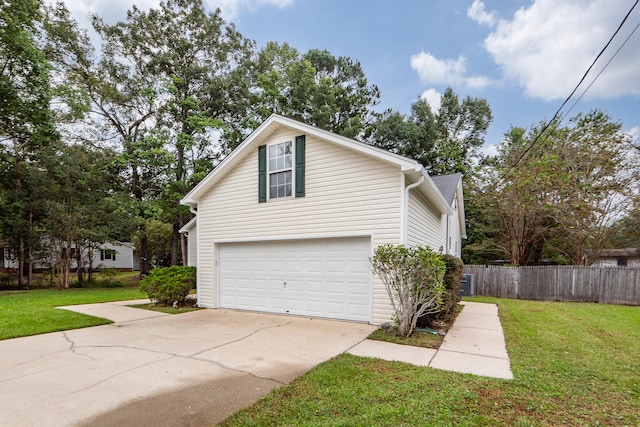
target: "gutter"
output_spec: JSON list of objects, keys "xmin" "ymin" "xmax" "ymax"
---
[{"xmin": 402, "ymin": 176, "xmax": 425, "ymax": 245}]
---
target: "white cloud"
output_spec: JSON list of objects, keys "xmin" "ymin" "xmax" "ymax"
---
[
  {"xmin": 482, "ymin": 0, "xmax": 640, "ymax": 101},
  {"xmin": 211, "ymin": 0, "xmax": 293, "ymax": 19},
  {"xmin": 420, "ymin": 88, "xmax": 442, "ymax": 112},
  {"xmin": 467, "ymin": 0, "xmax": 496, "ymax": 27},
  {"xmin": 56, "ymin": 0, "xmax": 292, "ymax": 25},
  {"xmin": 480, "ymin": 143, "xmax": 499, "ymax": 157},
  {"xmin": 410, "ymin": 51, "xmax": 491, "ymax": 89}
]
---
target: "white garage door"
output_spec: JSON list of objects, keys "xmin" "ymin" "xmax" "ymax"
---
[{"xmin": 218, "ymin": 237, "xmax": 371, "ymax": 322}]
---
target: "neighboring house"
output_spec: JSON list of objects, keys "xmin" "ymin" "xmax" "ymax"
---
[
  {"xmin": 430, "ymin": 173, "xmax": 466, "ymax": 257},
  {"xmin": 180, "ymin": 114, "xmax": 466, "ymax": 325},
  {"xmin": 0, "ymin": 240, "xmax": 140, "ymax": 272},
  {"xmin": 179, "ymin": 217, "xmax": 198, "ymax": 267},
  {"xmin": 591, "ymin": 248, "xmax": 640, "ymax": 267}
]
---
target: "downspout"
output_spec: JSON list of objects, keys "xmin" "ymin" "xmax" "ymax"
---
[
  {"xmin": 403, "ymin": 176, "xmax": 425, "ymax": 245},
  {"xmin": 445, "ymin": 214, "xmax": 450, "ymax": 254}
]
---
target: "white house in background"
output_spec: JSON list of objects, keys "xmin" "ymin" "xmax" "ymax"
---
[
  {"xmin": 0, "ymin": 240, "xmax": 139, "ymax": 271},
  {"xmin": 179, "ymin": 217, "xmax": 198, "ymax": 267},
  {"xmin": 180, "ymin": 114, "xmax": 466, "ymax": 325},
  {"xmin": 591, "ymin": 248, "xmax": 640, "ymax": 267}
]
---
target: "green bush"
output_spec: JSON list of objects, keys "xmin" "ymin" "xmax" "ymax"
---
[
  {"xmin": 140, "ymin": 266, "xmax": 196, "ymax": 306},
  {"xmin": 371, "ymin": 245, "xmax": 446, "ymax": 337},
  {"xmin": 418, "ymin": 254, "xmax": 464, "ymax": 326}
]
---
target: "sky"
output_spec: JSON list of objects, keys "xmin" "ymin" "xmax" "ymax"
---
[{"xmin": 61, "ymin": 0, "xmax": 640, "ymax": 155}]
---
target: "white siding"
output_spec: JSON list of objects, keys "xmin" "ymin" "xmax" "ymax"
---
[
  {"xmin": 407, "ymin": 190, "xmax": 443, "ymax": 250},
  {"xmin": 448, "ymin": 205, "xmax": 462, "ymax": 257},
  {"xmin": 187, "ymin": 227, "xmax": 197, "ymax": 267},
  {"xmin": 197, "ymin": 128, "xmax": 402, "ymax": 324}
]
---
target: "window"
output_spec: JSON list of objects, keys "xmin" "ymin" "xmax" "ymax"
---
[
  {"xmin": 101, "ymin": 249, "xmax": 116, "ymax": 261},
  {"xmin": 618, "ymin": 258, "xmax": 628, "ymax": 267},
  {"xmin": 268, "ymin": 141, "xmax": 292, "ymax": 199},
  {"xmin": 258, "ymin": 135, "xmax": 305, "ymax": 203}
]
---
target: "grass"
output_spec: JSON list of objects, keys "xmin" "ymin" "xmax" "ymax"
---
[
  {"xmin": 0, "ymin": 287, "xmax": 146, "ymax": 340},
  {"xmin": 219, "ymin": 297, "xmax": 640, "ymax": 426}
]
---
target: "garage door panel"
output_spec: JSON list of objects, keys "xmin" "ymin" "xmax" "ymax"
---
[{"xmin": 218, "ymin": 237, "xmax": 371, "ymax": 322}]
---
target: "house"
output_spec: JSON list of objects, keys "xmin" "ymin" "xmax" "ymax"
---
[
  {"xmin": 591, "ymin": 248, "xmax": 640, "ymax": 267},
  {"xmin": 180, "ymin": 114, "xmax": 466, "ymax": 325},
  {"xmin": 0, "ymin": 240, "xmax": 140, "ymax": 272}
]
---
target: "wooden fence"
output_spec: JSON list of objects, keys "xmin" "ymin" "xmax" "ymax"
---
[{"xmin": 463, "ymin": 265, "xmax": 640, "ymax": 306}]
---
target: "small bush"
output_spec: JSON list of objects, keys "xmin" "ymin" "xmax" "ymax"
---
[
  {"xmin": 140, "ymin": 266, "xmax": 196, "ymax": 306},
  {"xmin": 418, "ymin": 254, "xmax": 464, "ymax": 326},
  {"xmin": 371, "ymin": 245, "xmax": 446, "ymax": 337}
]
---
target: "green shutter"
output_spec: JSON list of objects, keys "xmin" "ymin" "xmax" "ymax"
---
[
  {"xmin": 258, "ymin": 145, "xmax": 267, "ymax": 203},
  {"xmin": 295, "ymin": 135, "xmax": 305, "ymax": 198}
]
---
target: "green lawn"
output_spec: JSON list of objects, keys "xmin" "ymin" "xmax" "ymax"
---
[
  {"xmin": 0, "ymin": 287, "xmax": 146, "ymax": 340},
  {"xmin": 220, "ymin": 297, "xmax": 640, "ymax": 426}
]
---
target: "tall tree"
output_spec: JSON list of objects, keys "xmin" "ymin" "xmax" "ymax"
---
[
  {"xmin": 44, "ymin": 2, "xmax": 169, "ymax": 274},
  {"xmin": 106, "ymin": 0, "xmax": 255, "ymax": 265},
  {"xmin": 475, "ymin": 111, "xmax": 638, "ymax": 265},
  {"xmin": 251, "ymin": 42, "xmax": 380, "ymax": 140},
  {"xmin": 0, "ymin": 0, "xmax": 58, "ymax": 285},
  {"xmin": 370, "ymin": 87, "xmax": 492, "ymax": 176}
]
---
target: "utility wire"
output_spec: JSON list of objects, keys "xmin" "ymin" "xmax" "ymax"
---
[
  {"xmin": 565, "ymin": 18, "xmax": 640, "ymax": 119},
  {"xmin": 499, "ymin": 0, "xmax": 639, "ymax": 181}
]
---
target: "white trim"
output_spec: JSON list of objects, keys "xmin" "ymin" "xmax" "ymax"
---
[
  {"xmin": 179, "ymin": 217, "xmax": 197, "ymax": 234},
  {"xmin": 399, "ymin": 173, "xmax": 407, "ymax": 245},
  {"xmin": 266, "ymin": 139, "xmax": 294, "ymax": 201},
  {"xmin": 181, "ymin": 114, "xmax": 421, "ymax": 207},
  {"xmin": 212, "ymin": 231, "xmax": 374, "ymax": 245}
]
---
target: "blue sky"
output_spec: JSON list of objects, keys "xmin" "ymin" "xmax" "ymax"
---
[{"xmin": 65, "ymin": 0, "xmax": 640, "ymax": 154}]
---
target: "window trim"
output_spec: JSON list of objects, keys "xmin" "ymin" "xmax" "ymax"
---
[{"xmin": 267, "ymin": 140, "xmax": 294, "ymax": 201}]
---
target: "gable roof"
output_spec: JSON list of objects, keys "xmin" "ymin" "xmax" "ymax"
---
[
  {"xmin": 431, "ymin": 173, "xmax": 463, "ymax": 206},
  {"xmin": 181, "ymin": 114, "xmax": 453, "ymax": 215}
]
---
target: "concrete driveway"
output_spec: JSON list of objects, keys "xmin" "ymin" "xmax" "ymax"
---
[{"xmin": 0, "ymin": 304, "xmax": 375, "ymax": 426}]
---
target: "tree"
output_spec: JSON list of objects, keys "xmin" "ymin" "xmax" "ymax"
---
[
  {"xmin": 478, "ymin": 126, "xmax": 556, "ymax": 265},
  {"xmin": 101, "ymin": 0, "xmax": 255, "ymax": 266},
  {"xmin": 39, "ymin": 142, "xmax": 124, "ymax": 289},
  {"xmin": 369, "ymin": 87, "xmax": 492, "ymax": 176},
  {"xmin": 371, "ymin": 245, "xmax": 445, "ymax": 337},
  {"xmin": 547, "ymin": 111, "xmax": 637, "ymax": 265},
  {"xmin": 44, "ymin": 2, "xmax": 169, "ymax": 274},
  {"xmin": 474, "ymin": 111, "xmax": 638, "ymax": 265},
  {"xmin": 251, "ymin": 42, "xmax": 380, "ymax": 140},
  {"xmin": 0, "ymin": 0, "xmax": 58, "ymax": 286}
]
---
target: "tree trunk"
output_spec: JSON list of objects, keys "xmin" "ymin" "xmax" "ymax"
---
[
  {"xmin": 140, "ymin": 235, "xmax": 150, "ymax": 275},
  {"xmin": 171, "ymin": 222, "xmax": 179, "ymax": 266},
  {"xmin": 76, "ymin": 241, "xmax": 84, "ymax": 285},
  {"xmin": 180, "ymin": 233, "xmax": 188, "ymax": 267}
]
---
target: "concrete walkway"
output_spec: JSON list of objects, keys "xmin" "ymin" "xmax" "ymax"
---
[
  {"xmin": 0, "ymin": 306, "xmax": 375, "ymax": 427},
  {"xmin": 348, "ymin": 301, "xmax": 514, "ymax": 379}
]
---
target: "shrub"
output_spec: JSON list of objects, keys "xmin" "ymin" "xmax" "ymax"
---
[
  {"xmin": 140, "ymin": 266, "xmax": 196, "ymax": 306},
  {"xmin": 418, "ymin": 254, "xmax": 464, "ymax": 326},
  {"xmin": 371, "ymin": 245, "xmax": 446, "ymax": 337}
]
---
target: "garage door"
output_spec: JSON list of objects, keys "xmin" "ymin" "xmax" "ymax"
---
[{"xmin": 218, "ymin": 237, "xmax": 371, "ymax": 322}]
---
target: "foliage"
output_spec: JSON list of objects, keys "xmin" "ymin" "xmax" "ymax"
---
[
  {"xmin": 369, "ymin": 87, "xmax": 492, "ymax": 175},
  {"xmin": 220, "ymin": 299, "xmax": 640, "ymax": 426},
  {"xmin": 475, "ymin": 111, "xmax": 639, "ymax": 265},
  {"xmin": 0, "ymin": 287, "xmax": 146, "ymax": 340},
  {"xmin": 420, "ymin": 255, "xmax": 464, "ymax": 325},
  {"xmin": 371, "ymin": 245, "xmax": 445, "ymax": 337},
  {"xmin": 250, "ymin": 42, "xmax": 380, "ymax": 141},
  {"xmin": 140, "ymin": 266, "xmax": 196, "ymax": 305},
  {"xmin": 0, "ymin": 0, "xmax": 58, "ymax": 286}
]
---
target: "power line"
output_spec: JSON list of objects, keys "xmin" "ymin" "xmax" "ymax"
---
[
  {"xmin": 565, "ymin": 18, "xmax": 640, "ymax": 119},
  {"xmin": 499, "ymin": 0, "xmax": 639, "ymax": 181}
]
